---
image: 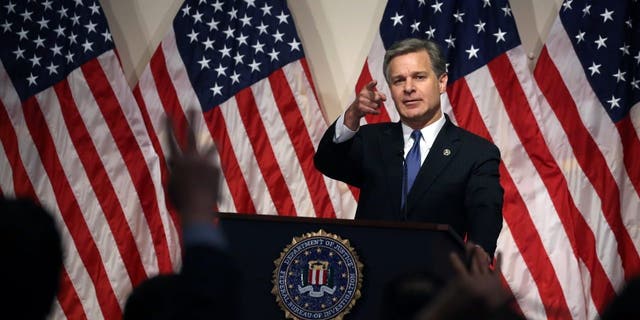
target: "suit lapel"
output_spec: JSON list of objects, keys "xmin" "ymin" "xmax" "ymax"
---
[
  {"xmin": 406, "ymin": 117, "xmax": 461, "ymax": 211},
  {"xmin": 380, "ymin": 123, "xmax": 404, "ymax": 217}
]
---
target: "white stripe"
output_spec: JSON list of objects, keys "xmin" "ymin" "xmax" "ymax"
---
[
  {"xmin": 159, "ymin": 29, "xmax": 236, "ymax": 213},
  {"xmin": 496, "ymin": 224, "xmax": 547, "ymax": 320},
  {"xmin": 97, "ymin": 52, "xmax": 182, "ymax": 270},
  {"xmin": 366, "ymin": 34, "xmax": 398, "ymax": 122},
  {"xmin": 49, "ymin": 300, "xmax": 67, "ymax": 320},
  {"xmin": 250, "ymin": 78, "xmax": 314, "ymax": 217},
  {"xmin": 34, "ymin": 83, "xmax": 129, "ymax": 307},
  {"xmin": 219, "ymin": 97, "xmax": 278, "ymax": 215},
  {"xmin": 465, "ymin": 63, "xmax": 587, "ymax": 319},
  {"xmin": 281, "ymin": 61, "xmax": 358, "ymax": 218},
  {"xmin": 72, "ymin": 55, "xmax": 159, "ymax": 281},
  {"xmin": 0, "ymin": 62, "xmax": 98, "ymax": 318},
  {"xmin": 510, "ymin": 46, "xmax": 626, "ymax": 294},
  {"xmin": 630, "ymin": 101, "xmax": 640, "ymax": 139},
  {"xmin": 544, "ymin": 19, "xmax": 640, "ymax": 255},
  {"xmin": 0, "ymin": 142, "xmax": 14, "ymax": 197}
]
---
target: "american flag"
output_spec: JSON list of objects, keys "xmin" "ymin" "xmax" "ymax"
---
[
  {"xmin": 133, "ymin": 0, "xmax": 356, "ymax": 221},
  {"xmin": 0, "ymin": 0, "xmax": 180, "ymax": 318},
  {"xmin": 356, "ymin": 0, "xmax": 639, "ymax": 319}
]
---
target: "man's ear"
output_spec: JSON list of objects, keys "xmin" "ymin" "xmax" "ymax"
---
[{"xmin": 438, "ymin": 73, "xmax": 448, "ymax": 93}]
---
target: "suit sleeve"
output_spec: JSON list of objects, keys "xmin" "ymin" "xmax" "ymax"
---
[
  {"xmin": 314, "ymin": 120, "xmax": 364, "ymax": 187},
  {"xmin": 464, "ymin": 143, "xmax": 504, "ymax": 257}
]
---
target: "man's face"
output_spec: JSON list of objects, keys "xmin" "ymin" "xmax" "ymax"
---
[{"xmin": 387, "ymin": 50, "xmax": 448, "ymax": 129}]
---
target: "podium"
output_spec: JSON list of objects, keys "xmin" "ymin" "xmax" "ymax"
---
[{"xmin": 218, "ymin": 213, "xmax": 466, "ymax": 319}]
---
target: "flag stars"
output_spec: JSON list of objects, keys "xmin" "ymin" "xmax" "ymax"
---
[
  {"xmin": 233, "ymin": 52, "xmax": 244, "ymax": 65},
  {"xmin": 600, "ymin": 9, "xmax": 614, "ymax": 23},
  {"xmin": 612, "ymin": 69, "xmax": 626, "ymax": 83},
  {"xmin": 431, "ymin": 1, "xmax": 443, "ymax": 13},
  {"xmin": 17, "ymin": 28, "xmax": 29, "ymax": 40},
  {"xmin": 390, "ymin": 12, "xmax": 404, "ymax": 26},
  {"xmin": 249, "ymin": 59, "xmax": 261, "ymax": 72},
  {"xmin": 81, "ymin": 39, "xmax": 93, "ymax": 52},
  {"xmin": 276, "ymin": 11, "xmax": 289, "ymax": 24},
  {"xmin": 594, "ymin": 35, "xmax": 607, "ymax": 49},
  {"xmin": 493, "ymin": 28, "xmax": 506, "ymax": 43},
  {"xmin": 197, "ymin": 56, "xmax": 210, "ymax": 70},
  {"xmin": 27, "ymin": 73, "xmax": 38, "ymax": 86},
  {"xmin": 206, "ymin": 18, "xmax": 219, "ymax": 31},
  {"xmin": 33, "ymin": 36, "xmax": 45, "ymax": 48},
  {"xmin": 192, "ymin": 10, "xmax": 203, "ymax": 23},
  {"xmin": 215, "ymin": 63, "xmax": 227, "ymax": 76},
  {"xmin": 417, "ymin": 0, "xmax": 426, "ymax": 6},
  {"xmin": 635, "ymin": 51, "xmax": 640, "ymax": 65},
  {"xmin": 562, "ymin": 0, "xmax": 573, "ymax": 11},
  {"xmin": 51, "ymin": 43, "xmax": 62, "ymax": 56},
  {"xmin": 483, "ymin": 0, "xmax": 491, "ymax": 7},
  {"xmin": 4, "ymin": 1, "xmax": 16, "ymax": 13},
  {"xmin": 582, "ymin": 4, "xmax": 591, "ymax": 16},
  {"xmin": 1, "ymin": 20, "xmax": 11, "ymax": 32},
  {"xmin": 425, "ymin": 25, "xmax": 435, "ymax": 39},
  {"xmin": 244, "ymin": 0, "xmax": 256, "ymax": 8},
  {"xmin": 54, "ymin": 25, "xmax": 65, "ymax": 37},
  {"xmin": 268, "ymin": 48, "xmax": 279, "ymax": 61},
  {"xmin": 453, "ymin": 10, "xmax": 465, "ymax": 23},
  {"xmin": 223, "ymin": 26, "xmax": 235, "ymax": 39},
  {"xmin": 187, "ymin": 29, "xmax": 199, "ymax": 43},
  {"xmin": 29, "ymin": 54, "xmax": 41, "ymax": 67},
  {"xmin": 260, "ymin": 3, "xmax": 273, "ymax": 16},
  {"xmin": 606, "ymin": 95, "xmax": 620, "ymax": 109},
  {"xmin": 58, "ymin": 6, "xmax": 68, "ymax": 18},
  {"xmin": 588, "ymin": 62, "xmax": 601, "ymax": 75},
  {"xmin": 89, "ymin": 2, "xmax": 100, "ymax": 15},
  {"xmin": 36, "ymin": 17, "xmax": 49, "ymax": 30},
  {"xmin": 68, "ymin": 32, "xmax": 78, "ymax": 44},
  {"xmin": 465, "ymin": 45, "xmax": 479, "ymax": 59},
  {"xmin": 65, "ymin": 50, "xmax": 74, "ymax": 63},
  {"xmin": 502, "ymin": 5, "xmax": 512, "ymax": 17},
  {"xmin": 240, "ymin": 14, "xmax": 252, "ymax": 27},
  {"xmin": 219, "ymin": 45, "xmax": 231, "ymax": 58},
  {"xmin": 85, "ymin": 20, "xmax": 98, "ymax": 33},
  {"xmin": 625, "ymin": 18, "xmax": 632, "ymax": 28},
  {"xmin": 474, "ymin": 20, "xmax": 486, "ymax": 33},
  {"xmin": 445, "ymin": 34, "xmax": 455, "ymax": 48},
  {"xmin": 256, "ymin": 22, "xmax": 268, "ymax": 35},
  {"xmin": 252, "ymin": 40, "xmax": 265, "ymax": 53},
  {"xmin": 202, "ymin": 37, "xmax": 214, "ymax": 50},
  {"xmin": 410, "ymin": 20, "xmax": 420, "ymax": 33},
  {"xmin": 620, "ymin": 44, "xmax": 630, "ymax": 56},
  {"xmin": 631, "ymin": 78, "xmax": 639, "ymax": 90},
  {"xmin": 13, "ymin": 47, "xmax": 25, "ymax": 59},
  {"xmin": 71, "ymin": 13, "xmax": 81, "ymax": 25},
  {"xmin": 20, "ymin": 9, "xmax": 33, "ymax": 22},
  {"xmin": 230, "ymin": 71, "xmax": 240, "ymax": 84},
  {"xmin": 236, "ymin": 33, "xmax": 248, "ymax": 46},
  {"xmin": 273, "ymin": 29, "xmax": 285, "ymax": 42},
  {"xmin": 288, "ymin": 38, "xmax": 301, "ymax": 51},
  {"xmin": 211, "ymin": 0, "xmax": 223, "ymax": 12},
  {"xmin": 210, "ymin": 82, "xmax": 223, "ymax": 96},
  {"xmin": 575, "ymin": 30, "xmax": 585, "ymax": 43},
  {"xmin": 46, "ymin": 62, "xmax": 58, "ymax": 75},
  {"xmin": 228, "ymin": 7, "xmax": 238, "ymax": 20},
  {"xmin": 181, "ymin": 4, "xmax": 191, "ymax": 17}
]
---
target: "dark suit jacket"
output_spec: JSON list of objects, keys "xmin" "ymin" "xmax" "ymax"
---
[{"xmin": 314, "ymin": 114, "xmax": 503, "ymax": 254}]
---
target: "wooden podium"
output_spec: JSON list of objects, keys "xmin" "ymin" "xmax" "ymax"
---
[{"xmin": 218, "ymin": 213, "xmax": 466, "ymax": 319}]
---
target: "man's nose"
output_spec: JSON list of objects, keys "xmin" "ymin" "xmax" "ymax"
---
[{"xmin": 403, "ymin": 79, "xmax": 415, "ymax": 93}]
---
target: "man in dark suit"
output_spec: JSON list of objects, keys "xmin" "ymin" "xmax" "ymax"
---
[{"xmin": 314, "ymin": 38, "xmax": 503, "ymax": 256}]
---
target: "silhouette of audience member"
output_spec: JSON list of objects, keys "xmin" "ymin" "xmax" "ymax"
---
[
  {"xmin": 379, "ymin": 270, "xmax": 444, "ymax": 320},
  {"xmin": 124, "ymin": 113, "xmax": 242, "ymax": 320},
  {"xmin": 600, "ymin": 276, "xmax": 640, "ymax": 320},
  {"xmin": 0, "ymin": 197, "xmax": 63, "ymax": 320},
  {"xmin": 414, "ymin": 245, "xmax": 522, "ymax": 320}
]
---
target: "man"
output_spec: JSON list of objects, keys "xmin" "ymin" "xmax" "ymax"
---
[{"xmin": 314, "ymin": 38, "xmax": 503, "ymax": 256}]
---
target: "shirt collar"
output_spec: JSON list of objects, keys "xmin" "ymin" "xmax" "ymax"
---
[{"xmin": 401, "ymin": 112, "xmax": 446, "ymax": 149}]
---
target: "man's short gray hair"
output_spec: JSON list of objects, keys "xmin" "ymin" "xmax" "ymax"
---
[{"xmin": 383, "ymin": 38, "xmax": 447, "ymax": 83}]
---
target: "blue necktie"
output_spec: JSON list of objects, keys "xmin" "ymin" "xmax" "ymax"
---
[{"xmin": 402, "ymin": 130, "xmax": 422, "ymax": 209}]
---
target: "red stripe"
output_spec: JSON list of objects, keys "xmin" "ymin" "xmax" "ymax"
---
[
  {"xmin": 81, "ymin": 60, "xmax": 173, "ymax": 273},
  {"xmin": 149, "ymin": 48, "xmax": 191, "ymax": 148},
  {"xmin": 448, "ymin": 79, "xmax": 573, "ymax": 319},
  {"xmin": 53, "ymin": 80, "xmax": 147, "ymax": 286},
  {"xmin": 132, "ymin": 84, "xmax": 182, "ymax": 250},
  {"xmin": 0, "ymin": 101, "xmax": 85, "ymax": 319},
  {"xmin": 268, "ymin": 69, "xmax": 337, "ymax": 218},
  {"xmin": 0, "ymin": 104, "xmax": 38, "ymax": 200},
  {"xmin": 488, "ymin": 54, "xmax": 616, "ymax": 312},
  {"xmin": 535, "ymin": 48, "xmax": 640, "ymax": 279},
  {"xmin": 57, "ymin": 267, "xmax": 87, "ymax": 320},
  {"xmin": 616, "ymin": 117, "xmax": 640, "ymax": 198},
  {"xmin": 235, "ymin": 88, "xmax": 297, "ymax": 215},
  {"xmin": 204, "ymin": 107, "xmax": 257, "ymax": 214},
  {"xmin": 21, "ymin": 96, "xmax": 121, "ymax": 318}
]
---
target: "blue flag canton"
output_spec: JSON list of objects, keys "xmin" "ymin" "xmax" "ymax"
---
[
  {"xmin": 173, "ymin": 0, "xmax": 304, "ymax": 112},
  {"xmin": 379, "ymin": 0, "xmax": 521, "ymax": 83},
  {"xmin": 560, "ymin": 0, "xmax": 639, "ymax": 122},
  {"xmin": 0, "ymin": 0, "xmax": 114, "ymax": 101}
]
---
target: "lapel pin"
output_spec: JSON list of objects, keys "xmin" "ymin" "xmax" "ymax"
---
[{"xmin": 443, "ymin": 148, "xmax": 451, "ymax": 156}]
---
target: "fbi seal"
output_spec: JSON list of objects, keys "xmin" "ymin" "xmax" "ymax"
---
[{"xmin": 272, "ymin": 230, "xmax": 363, "ymax": 320}]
